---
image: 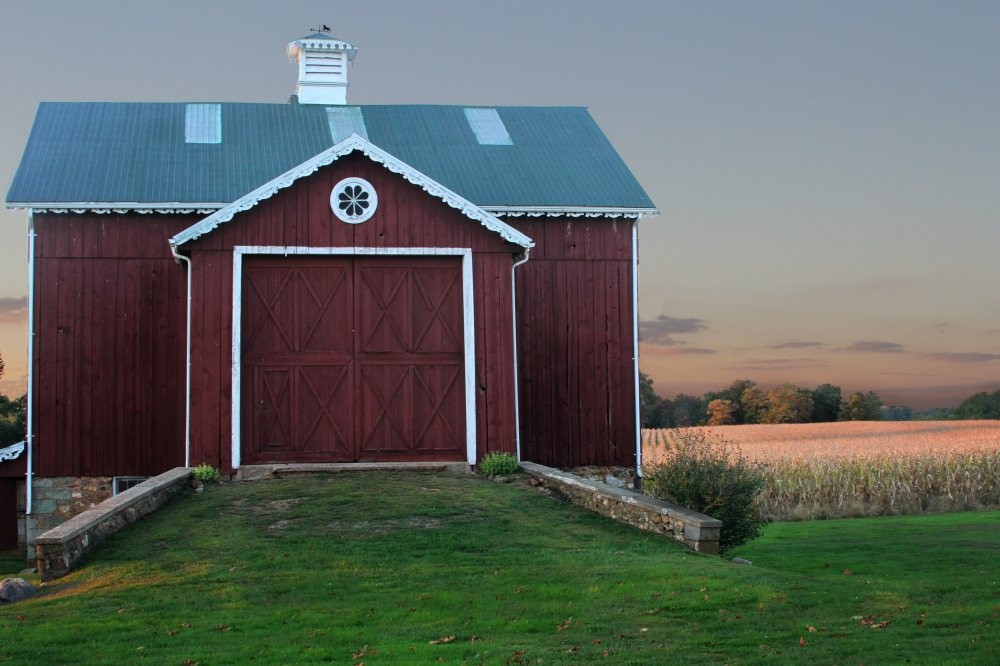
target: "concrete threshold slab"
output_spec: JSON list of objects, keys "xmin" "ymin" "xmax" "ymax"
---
[{"xmin": 237, "ymin": 462, "xmax": 471, "ymax": 481}]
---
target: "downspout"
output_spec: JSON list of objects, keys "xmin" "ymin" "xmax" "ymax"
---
[
  {"xmin": 631, "ymin": 215, "xmax": 643, "ymax": 479},
  {"xmin": 25, "ymin": 210, "xmax": 35, "ymax": 514},
  {"xmin": 169, "ymin": 243, "xmax": 192, "ymax": 468},
  {"xmin": 510, "ymin": 249, "xmax": 531, "ymax": 461}
]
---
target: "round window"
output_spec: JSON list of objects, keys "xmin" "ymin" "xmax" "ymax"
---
[{"xmin": 330, "ymin": 177, "xmax": 378, "ymax": 224}]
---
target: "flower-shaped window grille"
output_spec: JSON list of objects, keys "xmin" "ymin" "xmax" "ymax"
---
[{"xmin": 330, "ymin": 177, "xmax": 378, "ymax": 224}]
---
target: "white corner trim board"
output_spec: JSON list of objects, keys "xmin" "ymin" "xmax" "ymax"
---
[
  {"xmin": 170, "ymin": 135, "xmax": 533, "ymax": 250},
  {"xmin": 230, "ymin": 246, "xmax": 478, "ymax": 469}
]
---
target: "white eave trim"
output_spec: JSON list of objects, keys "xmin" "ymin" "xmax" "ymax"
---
[
  {"xmin": 168, "ymin": 134, "xmax": 534, "ymax": 250},
  {"xmin": 0, "ymin": 441, "xmax": 25, "ymax": 463},
  {"xmin": 484, "ymin": 205, "xmax": 659, "ymax": 219},
  {"xmin": 6, "ymin": 203, "xmax": 224, "ymax": 214}
]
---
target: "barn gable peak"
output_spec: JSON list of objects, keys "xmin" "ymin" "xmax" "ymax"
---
[
  {"xmin": 288, "ymin": 31, "xmax": 358, "ymax": 105},
  {"xmin": 169, "ymin": 134, "xmax": 534, "ymax": 250}
]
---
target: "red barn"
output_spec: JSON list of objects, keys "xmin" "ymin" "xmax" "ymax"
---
[{"xmin": 3, "ymin": 33, "xmax": 657, "ymax": 554}]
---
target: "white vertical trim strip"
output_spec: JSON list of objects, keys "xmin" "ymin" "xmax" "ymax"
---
[
  {"xmin": 631, "ymin": 219, "xmax": 643, "ymax": 477},
  {"xmin": 461, "ymin": 252, "xmax": 477, "ymax": 465},
  {"xmin": 25, "ymin": 210, "xmax": 35, "ymax": 514},
  {"xmin": 510, "ymin": 250, "xmax": 531, "ymax": 460},
  {"xmin": 231, "ymin": 251, "xmax": 243, "ymax": 470},
  {"xmin": 229, "ymin": 246, "xmax": 477, "ymax": 469}
]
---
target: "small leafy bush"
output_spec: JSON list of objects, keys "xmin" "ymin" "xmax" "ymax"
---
[
  {"xmin": 192, "ymin": 463, "xmax": 221, "ymax": 483},
  {"xmin": 644, "ymin": 429, "xmax": 766, "ymax": 553},
  {"xmin": 479, "ymin": 452, "xmax": 519, "ymax": 476}
]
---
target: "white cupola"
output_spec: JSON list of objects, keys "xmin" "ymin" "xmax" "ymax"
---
[{"xmin": 287, "ymin": 31, "xmax": 358, "ymax": 105}]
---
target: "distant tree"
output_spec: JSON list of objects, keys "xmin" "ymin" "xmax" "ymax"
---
[
  {"xmin": 839, "ymin": 391, "xmax": 884, "ymax": 421},
  {"xmin": 670, "ymin": 394, "xmax": 708, "ymax": 427},
  {"xmin": 740, "ymin": 386, "xmax": 768, "ymax": 424},
  {"xmin": 955, "ymin": 390, "xmax": 1000, "ymax": 420},
  {"xmin": 883, "ymin": 405, "xmax": 913, "ymax": 421},
  {"xmin": 705, "ymin": 379, "xmax": 758, "ymax": 424},
  {"xmin": 638, "ymin": 372, "xmax": 664, "ymax": 427},
  {"xmin": 810, "ymin": 384, "xmax": 842, "ymax": 422},
  {"xmin": 0, "ymin": 352, "xmax": 27, "ymax": 447},
  {"xmin": 760, "ymin": 384, "xmax": 814, "ymax": 424},
  {"xmin": 706, "ymin": 399, "xmax": 737, "ymax": 426}
]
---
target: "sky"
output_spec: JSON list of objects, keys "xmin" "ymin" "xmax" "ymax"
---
[{"xmin": 1, "ymin": 0, "xmax": 998, "ymax": 408}]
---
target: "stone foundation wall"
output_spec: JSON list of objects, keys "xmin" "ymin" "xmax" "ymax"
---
[
  {"xmin": 520, "ymin": 462, "xmax": 722, "ymax": 554},
  {"xmin": 25, "ymin": 476, "xmax": 113, "ymax": 559},
  {"xmin": 34, "ymin": 467, "xmax": 192, "ymax": 581}
]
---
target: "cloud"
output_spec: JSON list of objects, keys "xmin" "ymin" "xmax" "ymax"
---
[
  {"xmin": 655, "ymin": 347, "xmax": 716, "ymax": 356},
  {"xmin": 638, "ymin": 315, "xmax": 707, "ymax": 346},
  {"xmin": 641, "ymin": 343, "xmax": 716, "ymax": 356},
  {"xmin": 840, "ymin": 340, "xmax": 905, "ymax": 354},
  {"xmin": 767, "ymin": 340, "xmax": 825, "ymax": 349},
  {"xmin": 726, "ymin": 358, "xmax": 828, "ymax": 371},
  {"xmin": 0, "ymin": 297, "xmax": 28, "ymax": 324},
  {"xmin": 924, "ymin": 352, "xmax": 1000, "ymax": 364}
]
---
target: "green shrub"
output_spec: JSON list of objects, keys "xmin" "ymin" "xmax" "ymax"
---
[
  {"xmin": 643, "ymin": 429, "xmax": 766, "ymax": 553},
  {"xmin": 479, "ymin": 452, "xmax": 519, "ymax": 476},
  {"xmin": 192, "ymin": 463, "xmax": 220, "ymax": 483}
]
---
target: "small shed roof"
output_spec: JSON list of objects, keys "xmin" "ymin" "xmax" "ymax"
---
[{"xmin": 6, "ymin": 103, "xmax": 656, "ymax": 214}]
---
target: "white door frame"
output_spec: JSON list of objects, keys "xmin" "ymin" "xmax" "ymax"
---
[{"xmin": 231, "ymin": 246, "xmax": 477, "ymax": 468}]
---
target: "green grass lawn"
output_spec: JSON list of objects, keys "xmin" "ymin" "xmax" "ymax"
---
[{"xmin": 0, "ymin": 471, "xmax": 996, "ymax": 664}]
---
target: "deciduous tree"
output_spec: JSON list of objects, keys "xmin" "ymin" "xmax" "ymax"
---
[
  {"xmin": 839, "ymin": 391, "xmax": 884, "ymax": 421},
  {"xmin": 706, "ymin": 399, "xmax": 737, "ymax": 425}
]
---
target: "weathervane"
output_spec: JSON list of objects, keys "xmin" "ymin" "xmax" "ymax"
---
[{"xmin": 310, "ymin": 24, "xmax": 332, "ymax": 33}]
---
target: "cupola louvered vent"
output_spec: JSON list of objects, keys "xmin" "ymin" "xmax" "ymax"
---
[
  {"xmin": 304, "ymin": 51, "xmax": 345, "ymax": 79},
  {"xmin": 287, "ymin": 31, "xmax": 357, "ymax": 105}
]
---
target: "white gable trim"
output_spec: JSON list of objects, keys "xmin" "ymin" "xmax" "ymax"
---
[
  {"xmin": 169, "ymin": 135, "xmax": 533, "ymax": 250},
  {"xmin": 231, "ymin": 246, "xmax": 478, "ymax": 468}
]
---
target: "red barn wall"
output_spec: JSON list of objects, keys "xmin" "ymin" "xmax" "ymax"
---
[
  {"xmin": 507, "ymin": 217, "xmax": 638, "ymax": 468},
  {"xmin": 31, "ymin": 214, "xmax": 192, "ymax": 477},
  {"xmin": 183, "ymin": 154, "xmax": 520, "ymax": 470}
]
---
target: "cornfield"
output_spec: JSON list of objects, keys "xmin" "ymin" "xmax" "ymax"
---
[{"xmin": 643, "ymin": 421, "xmax": 1000, "ymax": 521}]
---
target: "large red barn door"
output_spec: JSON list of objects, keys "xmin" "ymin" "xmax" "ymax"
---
[{"xmin": 242, "ymin": 256, "xmax": 465, "ymax": 463}]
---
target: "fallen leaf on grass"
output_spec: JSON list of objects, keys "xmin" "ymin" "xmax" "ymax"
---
[
  {"xmin": 799, "ymin": 637, "xmax": 808, "ymax": 647},
  {"xmin": 842, "ymin": 569, "xmax": 853, "ymax": 576},
  {"xmin": 859, "ymin": 615, "xmax": 892, "ymax": 629},
  {"xmin": 807, "ymin": 625, "xmax": 817, "ymax": 633},
  {"xmin": 429, "ymin": 635, "xmax": 456, "ymax": 645},
  {"xmin": 557, "ymin": 617, "xmax": 574, "ymax": 631},
  {"xmin": 216, "ymin": 624, "xmax": 230, "ymax": 632},
  {"xmin": 351, "ymin": 645, "xmax": 369, "ymax": 659}
]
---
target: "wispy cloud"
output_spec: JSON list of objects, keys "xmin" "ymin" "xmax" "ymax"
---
[
  {"xmin": 840, "ymin": 340, "xmax": 906, "ymax": 354},
  {"xmin": 726, "ymin": 358, "xmax": 828, "ymax": 371},
  {"xmin": 767, "ymin": 340, "xmax": 825, "ymax": 349},
  {"xmin": 641, "ymin": 343, "xmax": 716, "ymax": 356},
  {"xmin": 924, "ymin": 352, "xmax": 1000, "ymax": 364},
  {"xmin": 0, "ymin": 297, "xmax": 27, "ymax": 324},
  {"xmin": 657, "ymin": 347, "xmax": 716, "ymax": 356},
  {"xmin": 638, "ymin": 315, "xmax": 707, "ymax": 346}
]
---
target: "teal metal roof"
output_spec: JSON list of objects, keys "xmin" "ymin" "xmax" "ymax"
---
[{"xmin": 6, "ymin": 102, "xmax": 656, "ymax": 211}]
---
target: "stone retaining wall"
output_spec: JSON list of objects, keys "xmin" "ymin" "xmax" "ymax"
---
[
  {"xmin": 34, "ymin": 467, "xmax": 193, "ymax": 581},
  {"xmin": 519, "ymin": 462, "xmax": 722, "ymax": 554}
]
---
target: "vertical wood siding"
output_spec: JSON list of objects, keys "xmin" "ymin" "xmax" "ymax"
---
[
  {"xmin": 32, "ymin": 214, "xmax": 193, "ymax": 477},
  {"xmin": 185, "ymin": 154, "xmax": 519, "ymax": 470},
  {"xmin": 508, "ymin": 218, "xmax": 638, "ymax": 468}
]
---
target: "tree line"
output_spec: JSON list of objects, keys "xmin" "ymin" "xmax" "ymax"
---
[
  {"xmin": 0, "ymin": 352, "xmax": 27, "ymax": 447},
  {"xmin": 640, "ymin": 374, "xmax": 1000, "ymax": 428}
]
